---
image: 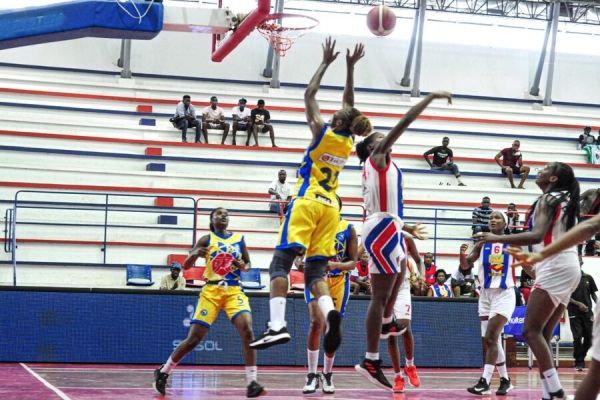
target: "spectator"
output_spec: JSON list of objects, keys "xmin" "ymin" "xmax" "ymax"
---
[
  {"xmin": 505, "ymin": 203, "xmax": 521, "ymax": 234},
  {"xmin": 519, "ymin": 269, "xmax": 535, "ymax": 304},
  {"xmin": 427, "ymin": 269, "xmax": 453, "ymax": 298},
  {"xmin": 268, "ymin": 170, "xmax": 293, "ymax": 215},
  {"xmin": 423, "ymin": 137, "xmax": 466, "ymax": 186},
  {"xmin": 159, "ymin": 262, "xmax": 187, "ymax": 290},
  {"xmin": 578, "ymin": 126, "xmax": 595, "ymax": 149},
  {"xmin": 350, "ymin": 250, "xmax": 371, "ymax": 295},
  {"xmin": 423, "ymin": 252, "xmax": 437, "ymax": 287},
  {"xmin": 451, "ymin": 244, "xmax": 476, "ymax": 297},
  {"xmin": 201, "ymin": 95, "xmax": 230, "ymax": 144},
  {"xmin": 472, "ymin": 196, "xmax": 493, "ymax": 235},
  {"xmin": 494, "ymin": 140, "xmax": 530, "ymax": 189},
  {"xmin": 567, "ymin": 256, "xmax": 598, "ymax": 371},
  {"xmin": 579, "ymin": 189, "xmax": 600, "ymax": 255},
  {"xmin": 227, "ymin": 98, "xmax": 251, "ymax": 145},
  {"xmin": 171, "ymin": 95, "xmax": 201, "ymax": 143},
  {"xmin": 248, "ymin": 99, "xmax": 277, "ymax": 147}
]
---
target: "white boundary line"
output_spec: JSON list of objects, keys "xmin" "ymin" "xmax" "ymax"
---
[{"xmin": 20, "ymin": 363, "xmax": 72, "ymax": 400}]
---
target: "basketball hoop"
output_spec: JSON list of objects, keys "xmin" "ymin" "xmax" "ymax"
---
[{"xmin": 257, "ymin": 13, "xmax": 319, "ymax": 57}]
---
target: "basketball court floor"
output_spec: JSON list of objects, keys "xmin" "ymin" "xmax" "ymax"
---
[{"xmin": 1, "ymin": 363, "xmax": 591, "ymax": 399}]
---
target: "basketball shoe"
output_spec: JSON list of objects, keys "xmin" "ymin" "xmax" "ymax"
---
[
  {"xmin": 355, "ymin": 358, "xmax": 392, "ymax": 390},
  {"xmin": 246, "ymin": 380, "xmax": 266, "ymax": 398},
  {"xmin": 467, "ymin": 377, "xmax": 491, "ymax": 395},
  {"xmin": 320, "ymin": 372, "xmax": 335, "ymax": 394},
  {"xmin": 153, "ymin": 366, "xmax": 169, "ymax": 395},
  {"xmin": 380, "ymin": 316, "xmax": 407, "ymax": 339},
  {"xmin": 250, "ymin": 322, "xmax": 291, "ymax": 350},
  {"xmin": 403, "ymin": 365, "xmax": 421, "ymax": 387},
  {"xmin": 302, "ymin": 373, "xmax": 320, "ymax": 394},
  {"xmin": 496, "ymin": 377, "xmax": 514, "ymax": 396},
  {"xmin": 393, "ymin": 375, "xmax": 405, "ymax": 393}
]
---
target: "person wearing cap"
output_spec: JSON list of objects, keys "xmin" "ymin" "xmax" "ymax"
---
[
  {"xmin": 201, "ymin": 95, "xmax": 230, "ymax": 144},
  {"xmin": 249, "ymin": 99, "xmax": 277, "ymax": 147},
  {"xmin": 228, "ymin": 98, "xmax": 251, "ymax": 145},
  {"xmin": 159, "ymin": 262, "xmax": 187, "ymax": 290},
  {"xmin": 579, "ymin": 126, "xmax": 595, "ymax": 149}
]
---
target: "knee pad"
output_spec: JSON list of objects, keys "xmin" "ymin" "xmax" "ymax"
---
[
  {"xmin": 304, "ymin": 258, "xmax": 328, "ymax": 290},
  {"xmin": 268, "ymin": 248, "xmax": 297, "ymax": 279}
]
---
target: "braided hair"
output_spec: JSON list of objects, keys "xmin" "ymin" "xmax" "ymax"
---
[
  {"xmin": 208, "ymin": 207, "xmax": 225, "ymax": 233},
  {"xmin": 336, "ymin": 107, "xmax": 372, "ymax": 137}
]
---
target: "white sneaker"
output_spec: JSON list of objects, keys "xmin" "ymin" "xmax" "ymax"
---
[
  {"xmin": 302, "ymin": 372, "xmax": 319, "ymax": 394},
  {"xmin": 320, "ymin": 372, "xmax": 335, "ymax": 394}
]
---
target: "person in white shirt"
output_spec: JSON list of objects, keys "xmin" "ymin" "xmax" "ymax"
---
[
  {"xmin": 201, "ymin": 96, "xmax": 230, "ymax": 144},
  {"xmin": 268, "ymin": 170, "xmax": 292, "ymax": 215},
  {"xmin": 159, "ymin": 262, "xmax": 187, "ymax": 290},
  {"xmin": 228, "ymin": 98, "xmax": 251, "ymax": 145},
  {"xmin": 171, "ymin": 95, "xmax": 201, "ymax": 143}
]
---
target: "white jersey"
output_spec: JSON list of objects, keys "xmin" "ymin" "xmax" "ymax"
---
[
  {"xmin": 477, "ymin": 242, "xmax": 516, "ymax": 290},
  {"xmin": 362, "ymin": 156, "xmax": 404, "ymax": 218},
  {"xmin": 528, "ymin": 191, "xmax": 577, "ymax": 255}
]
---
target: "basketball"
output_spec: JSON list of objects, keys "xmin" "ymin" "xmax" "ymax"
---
[{"xmin": 366, "ymin": 5, "xmax": 397, "ymax": 37}]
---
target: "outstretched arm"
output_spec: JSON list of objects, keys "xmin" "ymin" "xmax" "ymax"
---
[
  {"xmin": 371, "ymin": 91, "xmax": 452, "ymax": 169},
  {"xmin": 305, "ymin": 36, "xmax": 340, "ymax": 142},
  {"xmin": 184, "ymin": 235, "xmax": 210, "ymax": 270},
  {"xmin": 342, "ymin": 43, "xmax": 365, "ymax": 109}
]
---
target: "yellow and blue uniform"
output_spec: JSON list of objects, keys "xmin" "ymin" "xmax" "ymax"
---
[
  {"xmin": 191, "ymin": 231, "xmax": 251, "ymax": 327},
  {"xmin": 276, "ymin": 125, "xmax": 353, "ymax": 260},
  {"xmin": 304, "ymin": 219, "xmax": 353, "ymax": 317}
]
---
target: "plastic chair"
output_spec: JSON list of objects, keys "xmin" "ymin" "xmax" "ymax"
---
[
  {"xmin": 289, "ymin": 269, "xmax": 305, "ymax": 291},
  {"xmin": 126, "ymin": 264, "xmax": 155, "ymax": 286},
  {"xmin": 240, "ymin": 268, "xmax": 266, "ymax": 290},
  {"xmin": 183, "ymin": 267, "xmax": 206, "ymax": 288}
]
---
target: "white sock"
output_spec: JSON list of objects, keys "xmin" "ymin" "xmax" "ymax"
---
[
  {"xmin": 382, "ymin": 315, "xmax": 393, "ymax": 324},
  {"xmin": 543, "ymin": 368, "xmax": 562, "ymax": 393},
  {"xmin": 269, "ymin": 297, "xmax": 286, "ymax": 331},
  {"xmin": 497, "ymin": 364, "xmax": 508, "ymax": 380},
  {"xmin": 482, "ymin": 364, "xmax": 494, "ymax": 384},
  {"xmin": 246, "ymin": 366, "xmax": 257, "ymax": 385},
  {"xmin": 457, "ymin": 177, "xmax": 463, "ymax": 184},
  {"xmin": 541, "ymin": 377, "xmax": 550, "ymax": 399},
  {"xmin": 395, "ymin": 371, "xmax": 402, "ymax": 377},
  {"xmin": 323, "ymin": 354, "xmax": 335, "ymax": 374},
  {"xmin": 160, "ymin": 357, "xmax": 177, "ymax": 374},
  {"xmin": 317, "ymin": 296, "xmax": 335, "ymax": 321},
  {"xmin": 366, "ymin": 352, "xmax": 379, "ymax": 360},
  {"xmin": 405, "ymin": 358, "xmax": 414, "ymax": 368},
  {"xmin": 307, "ymin": 349, "xmax": 319, "ymax": 374}
]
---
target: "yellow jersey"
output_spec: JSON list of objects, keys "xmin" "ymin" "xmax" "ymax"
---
[
  {"xmin": 204, "ymin": 231, "xmax": 245, "ymax": 281},
  {"xmin": 294, "ymin": 125, "xmax": 353, "ymax": 206},
  {"xmin": 329, "ymin": 219, "xmax": 353, "ymax": 277}
]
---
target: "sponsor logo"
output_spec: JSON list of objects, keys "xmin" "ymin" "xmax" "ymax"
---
[
  {"xmin": 509, "ymin": 316, "xmax": 525, "ymax": 324},
  {"xmin": 319, "ymin": 153, "xmax": 346, "ymax": 167},
  {"xmin": 173, "ymin": 340, "xmax": 223, "ymax": 352}
]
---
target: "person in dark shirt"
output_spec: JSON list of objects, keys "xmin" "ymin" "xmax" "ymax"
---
[
  {"xmin": 519, "ymin": 269, "xmax": 535, "ymax": 304},
  {"xmin": 248, "ymin": 99, "xmax": 277, "ymax": 147},
  {"xmin": 494, "ymin": 140, "xmax": 530, "ymax": 189},
  {"xmin": 423, "ymin": 137, "xmax": 466, "ymax": 186},
  {"xmin": 578, "ymin": 126, "xmax": 596, "ymax": 149},
  {"xmin": 568, "ymin": 256, "xmax": 598, "ymax": 371}
]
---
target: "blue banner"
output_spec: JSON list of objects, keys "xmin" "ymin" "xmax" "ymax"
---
[{"xmin": 504, "ymin": 305, "xmax": 560, "ymax": 342}]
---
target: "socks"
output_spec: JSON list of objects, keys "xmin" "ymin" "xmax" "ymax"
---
[
  {"xmin": 457, "ymin": 177, "xmax": 463, "ymax": 184},
  {"xmin": 366, "ymin": 352, "xmax": 379, "ymax": 360},
  {"xmin": 269, "ymin": 297, "xmax": 286, "ymax": 331},
  {"xmin": 541, "ymin": 377, "xmax": 550, "ymax": 399},
  {"xmin": 160, "ymin": 357, "xmax": 178, "ymax": 374},
  {"xmin": 497, "ymin": 364, "xmax": 509, "ymax": 380},
  {"xmin": 382, "ymin": 315, "xmax": 393, "ymax": 324},
  {"xmin": 323, "ymin": 354, "xmax": 335, "ymax": 374},
  {"xmin": 405, "ymin": 358, "xmax": 414, "ymax": 368},
  {"xmin": 246, "ymin": 366, "xmax": 257, "ymax": 385},
  {"xmin": 307, "ymin": 349, "xmax": 319, "ymax": 374},
  {"xmin": 395, "ymin": 372, "xmax": 402, "ymax": 377},
  {"xmin": 317, "ymin": 296, "xmax": 335, "ymax": 322},
  {"xmin": 482, "ymin": 364, "xmax": 494, "ymax": 385},
  {"xmin": 543, "ymin": 368, "xmax": 562, "ymax": 393}
]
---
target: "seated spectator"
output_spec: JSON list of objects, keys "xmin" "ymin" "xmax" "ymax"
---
[
  {"xmin": 580, "ymin": 188, "xmax": 600, "ymax": 219},
  {"xmin": 494, "ymin": 140, "xmax": 530, "ymax": 189},
  {"xmin": 423, "ymin": 136, "xmax": 466, "ymax": 186},
  {"xmin": 202, "ymin": 96, "xmax": 230, "ymax": 144},
  {"xmin": 578, "ymin": 126, "xmax": 595, "ymax": 149},
  {"xmin": 350, "ymin": 250, "xmax": 371, "ymax": 295},
  {"xmin": 427, "ymin": 269, "xmax": 453, "ymax": 298},
  {"xmin": 519, "ymin": 268, "xmax": 535, "ymax": 304},
  {"xmin": 423, "ymin": 252, "xmax": 437, "ymax": 287},
  {"xmin": 452, "ymin": 244, "xmax": 476, "ymax": 297},
  {"xmin": 227, "ymin": 98, "xmax": 251, "ymax": 145},
  {"xmin": 159, "ymin": 262, "xmax": 187, "ymax": 290},
  {"xmin": 268, "ymin": 170, "xmax": 292, "ymax": 215},
  {"xmin": 248, "ymin": 99, "xmax": 277, "ymax": 147},
  {"xmin": 170, "ymin": 95, "xmax": 201, "ymax": 143},
  {"xmin": 472, "ymin": 196, "xmax": 493, "ymax": 235},
  {"xmin": 505, "ymin": 203, "xmax": 522, "ymax": 234},
  {"xmin": 407, "ymin": 260, "xmax": 428, "ymax": 296}
]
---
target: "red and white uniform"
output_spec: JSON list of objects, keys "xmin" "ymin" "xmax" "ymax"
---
[
  {"xmin": 592, "ymin": 302, "xmax": 600, "ymax": 361},
  {"xmin": 361, "ymin": 156, "xmax": 405, "ymax": 275},
  {"xmin": 528, "ymin": 192, "xmax": 580, "ymax": 307},
  {"xmin": 393, "ymin": 239, "xmax": 417, "ymax": 321}
]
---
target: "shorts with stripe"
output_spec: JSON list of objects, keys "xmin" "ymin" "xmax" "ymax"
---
[{"xmin": 362, "ymin": 215, "xmax": 405, "ymax": 274}]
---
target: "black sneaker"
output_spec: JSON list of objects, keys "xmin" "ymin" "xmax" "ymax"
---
[
  {"xmin": 574, "ymin": 362, "xmax": 584, "ymax": 371},
  {"xmin": 302, "ymin": 373, "xmax": 320, "ymax": 394},
  {"xmin": 246, "ymin": 380, "xmax": 266, "ymax": 398},
  {"xmin": 549, "ymin": 389, "xmax": 566, "ymax": 400},
  {"xmin": 496, "ymin": 377, "xmax": 514, "ymax": 395},
  {"xmin": 323, "ymin": 310, "xmax": 342, "ymax": 354},
  {"xmin": 380, "ymin": 316, "xmax": 407, "ymax": 339},
  {"xmin": 467, "ymin": 377, "xmax": 491, "ymax": 395},
  {"xmin": 354, "ymin": 358, "xmax": 392, "ymax": 390},
  {"xmin": 153, "ymin": 365, "xmax": 169, "ymax": 395},
  {"xmin": 249, "ymin": 322, "xmax": 291, "ymax": 350}
]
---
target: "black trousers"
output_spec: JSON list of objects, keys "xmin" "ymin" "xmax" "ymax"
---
[{"xmin": 569, "ymin": 311, "xmax": 594, "ymax": 363}]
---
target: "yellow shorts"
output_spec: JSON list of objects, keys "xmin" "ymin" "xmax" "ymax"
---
[
  {"xmin": 275, "ymin": 197, "xmax": 339, "ymax": 259},
  {"xmin": 304, "ymin": 273, "xmax": 351, "ymax": 318},
  {"xmin": 191, "ymin": 282, "xmax": 251, "ymax": 327}
]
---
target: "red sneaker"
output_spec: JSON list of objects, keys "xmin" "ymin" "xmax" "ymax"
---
[
  {"xmin": 403, "ymin": 365, "xmax": 421, "ymax": 387},
  {"xmin": 393, "ymin": 375, "xmax": 405, "ymax": 393}
]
